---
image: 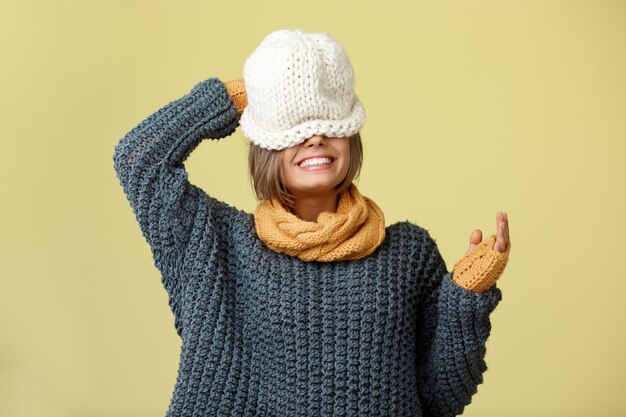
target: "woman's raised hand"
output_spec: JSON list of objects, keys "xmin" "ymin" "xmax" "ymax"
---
[
  {"xmin": 466, "ymin": 212, "xmax": 510, "ymax": 255},
  {"xmin": 451, "ymin": 212, "xmax": 511, "ymax": 293}
]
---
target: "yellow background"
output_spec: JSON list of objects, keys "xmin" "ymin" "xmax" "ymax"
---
[{"xmin": 1, "ymin": 0, "xmax": 625, "ymax": 416}]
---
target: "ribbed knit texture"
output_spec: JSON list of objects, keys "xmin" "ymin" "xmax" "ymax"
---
[{"xmin": 113, "ymin": 77, "xmax": 503, "ymax": 417}]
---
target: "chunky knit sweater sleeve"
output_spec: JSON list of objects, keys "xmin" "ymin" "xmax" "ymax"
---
[
  {"xmin": 414, "ymin": 230, "xmax": 503, "ymax": 417},
  {"xmin": 112, "ymin": 77, "xmax": 240, "ymax": 334}
]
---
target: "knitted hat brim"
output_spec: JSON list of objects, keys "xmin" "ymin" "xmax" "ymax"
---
[{"xmin": 240, "ymin": 96, "xmax": 366, "ymax": 151}]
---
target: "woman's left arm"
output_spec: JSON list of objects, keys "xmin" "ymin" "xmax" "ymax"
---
[{"xmin": 414, "ymin": 213, "xmax": 511, "ymax": 417}]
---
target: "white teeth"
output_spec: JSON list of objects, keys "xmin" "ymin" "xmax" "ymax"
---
[{"xmin": 299, "ymin": 157, "xmax": 333, "ymax": 168}]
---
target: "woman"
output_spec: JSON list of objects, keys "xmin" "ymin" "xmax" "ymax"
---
[{"xmin": 113, "ymin": 28, "xmax": 511, "ymax": 417}]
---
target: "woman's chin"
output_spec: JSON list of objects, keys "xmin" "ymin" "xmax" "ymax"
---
[{"xmin": 289, "ymin": 183, "xmax": 339, "ymax": 197}]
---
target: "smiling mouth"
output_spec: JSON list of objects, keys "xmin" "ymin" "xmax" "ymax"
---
[{"xmin": 297, "ymin": 157, "xmax": 335, "ymax": 168}]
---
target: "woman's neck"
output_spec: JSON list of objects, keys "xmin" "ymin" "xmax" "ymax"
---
[{"xmin": 290, "ymin": 191, "xmax": 340, "ymax": 222}]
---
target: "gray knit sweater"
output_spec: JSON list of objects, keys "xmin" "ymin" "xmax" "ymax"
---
[{"xmin": 113, "ymin": 77, "xmax": 502, "ymax": 417}]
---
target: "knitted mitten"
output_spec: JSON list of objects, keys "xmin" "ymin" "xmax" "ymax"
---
[
  {"xmin": 452, "ymin": 235, "xmax": 511, "ymax": 293},
  {"xmin": 224, "ymin": 78, "xmax": 248, "ymax": 115}
]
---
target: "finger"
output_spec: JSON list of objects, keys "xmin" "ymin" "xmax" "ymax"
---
[
  {"xmin": 499, "ymin": 212, "xmax": 509, "ymax": 250},
  {"xmin": 496, "ymin": 212, "xmax": 504, "ymax": 239},
  {"xmin": 494, "ymin": 212, "xmax": 508, "ymax": 253},
  {"xmin": 503, "ymin": 212, "xmax": 510, "ymax": 243}
]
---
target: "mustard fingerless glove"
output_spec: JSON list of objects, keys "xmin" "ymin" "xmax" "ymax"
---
[
  {"xmin": 452, "ymin": 235, "xmax": 511, "ymax": 293},
  {"xmin": 224, "ymin": 78, "xmax": 248, "ymax": 115}
]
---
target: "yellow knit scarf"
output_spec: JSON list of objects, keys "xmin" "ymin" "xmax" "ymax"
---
[{"xmin": 254, "ymin": 183, "xmax": 386, "ymax": 262}]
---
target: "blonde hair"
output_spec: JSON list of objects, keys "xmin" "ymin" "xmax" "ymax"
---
[{"xmin": 248, "ymin": 132, "xmax": 363, "ymax": 210}]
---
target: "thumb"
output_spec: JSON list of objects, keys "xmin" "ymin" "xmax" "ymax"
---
[{"xmin": 466, "ymin": 229, "xmax": 483, "ymax": 255}]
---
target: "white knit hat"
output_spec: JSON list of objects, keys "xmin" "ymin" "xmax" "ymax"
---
[{"xmin": 239, "ymin": 29, "xmax": 366, "ymax": 151}]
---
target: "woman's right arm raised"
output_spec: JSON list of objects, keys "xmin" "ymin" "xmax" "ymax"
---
[{"xmin": 112, "ymin": 77, "xmax": 245, "ymax": 285}]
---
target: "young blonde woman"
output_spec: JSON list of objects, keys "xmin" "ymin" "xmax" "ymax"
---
[{"xmin": 113, "ymin": 28, "xmax": 511, "ymax": 417}]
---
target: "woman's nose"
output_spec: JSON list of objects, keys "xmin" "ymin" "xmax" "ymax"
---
[{"xmin": 304, "ymin": 135, "xmax": 326, "ymax": 147}]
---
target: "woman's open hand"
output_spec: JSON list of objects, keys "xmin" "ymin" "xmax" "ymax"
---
[
  {"xmin": 451, "ymin": 212, "xmax": 511, "ymax": 293},
  {"xmin": 466, "ymin": 212, "xmax": 510, "ymax": 255}
]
